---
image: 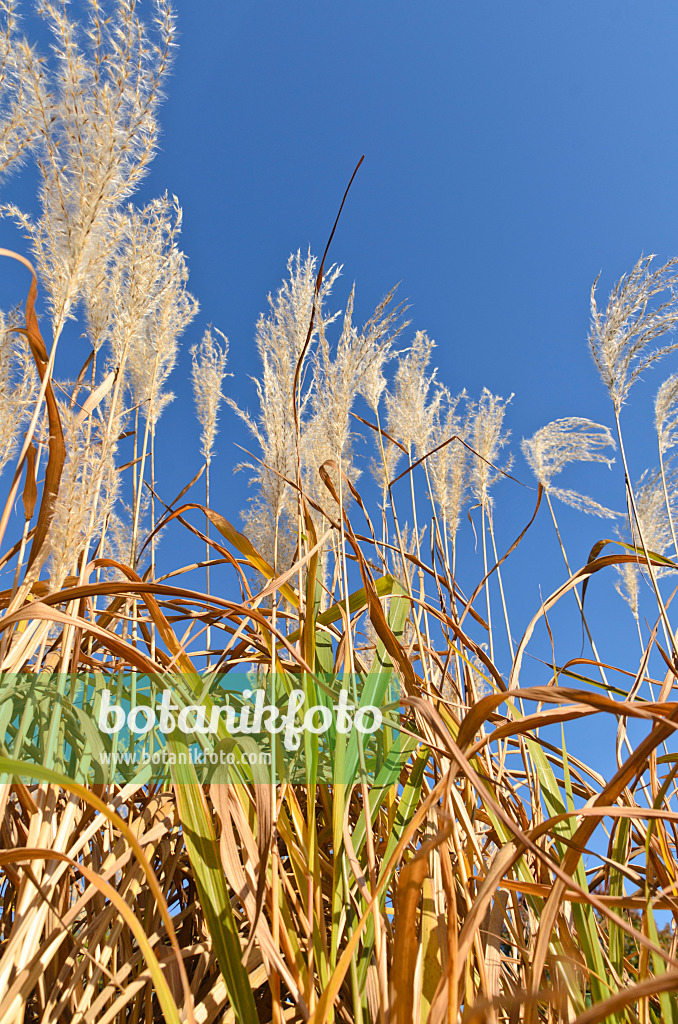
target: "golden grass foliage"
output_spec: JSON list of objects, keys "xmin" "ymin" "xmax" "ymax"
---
[{"xmin": 2, "ymin": 4, "xmax": 678, "ymax": 1024}]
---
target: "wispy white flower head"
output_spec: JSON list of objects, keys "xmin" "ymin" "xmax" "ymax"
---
[
  {"xmin": 521, "ymin": 417, "xmax": 618, "ymax": 518},
  {"xmin": 427, "ymin": 391, "xmax": 471, "ymax": 545},
  {"xmin": 616, "ymin": 463, "xmax": 678, "ymax": 620},
  {"xmin": 230, "ymin": 250, "xmax": 340, "ymax": 564},
  {"xmin": 233, "ymin": 250, "xmax": 339, "ymax": 493},
  {"xmin": 589, "ymin": 255, "xmax": 678, "ymax": 413},
  {"xmin": 307, "ymin": 283, "xmax": 405, "ymax": 514},
  {"xmin": 469, "ymin": 389, "xmax": 513, "ymax": 512},
  {"xmin": 655, "ymin": 372, "xmax": 678, "ymax": 455},
  {"xmin": 356, "ymin": 284, "xmax": 407, "ymax": 413},
  {"xmin": 384, "ymin": 331, "xmax": 443, "ymax": 460},
  {"xmin": 0, "ymin": 2, "xmax": 38, "ymax": 187},
  {"xmin": 191, "ymin": 327, "xmax": 229, "ymax": 464},
  {"xmin": 121, "ymin": 196, "xmax": 198, "ymax": 426},
  {"xmin": 0, "ymin": 309, "xmax": 39, "ymax": 475}
]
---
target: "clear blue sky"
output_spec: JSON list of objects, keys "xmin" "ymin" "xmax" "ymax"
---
[
  {"xmin": 162, "ymin": 0, "xmax": 678, "ymax": 705},
  {"xmin": 148, "ymin": 0, "xmax": 678, "ymax": 511},
  {"xmin": 4, "ymin": 0, "xmax": 678, "ymax": 778}
]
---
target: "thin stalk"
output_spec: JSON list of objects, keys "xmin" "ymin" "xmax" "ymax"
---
[
  {"xmin": 205, "ymin": 456, "xmax": 211, "ymax": 668},
  {"xmin": 488, "ymin": 511, "xmax": 514, "ymax": 662},
  {"xmin": 131, "ymin": 406, "xmax": 152, "ymax": 570},
  {"xmin": 544, "ymin": 491, "xmax": 616, "ymax": 694},
  {"xmin": 0, "ymin": 309, "xmax": 67, "ymax": 559},
  {"xmin": 150, "ymin": 425, "xmax": 157, "ymax": 663},
  {"xmin": 336, "ymin": 457, "xmax": 388, "ymax": 1024},
  {"xmin": 481, "ymin": 502, "xmax": 494, "ymax": 665},
  {"xmin": 407, "ymin": 452, "xmax": 435, "ymax": 687},
  {"xmin": 384, "ymin": 443, "xmax": 432, "ymax": 700},
  {"xmin": 423, "ymin": 461, "xmax": 464, "ymax": 700}
]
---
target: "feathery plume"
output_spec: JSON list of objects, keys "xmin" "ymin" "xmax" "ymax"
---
[
  {"xmin": 589, "ymin": 255, "xmax": 678, "ymax": 413},
  {"xmin": 372, "ymin": 331, "xmax": 443, "ymax": 494},
  {"xmin": 47, "ymin": 401, "xmax": 120, "ymax": 587},
  {"xmin": 0, "ymin": 2, "xmax": 37, "ymax": 186},
  {"xmin": 123, "ymin": 196, "xmax": 198, "ymax": 426},
  {"xmin": 655, "ymin": 372, "xmax": 678, "ymax": 455},
  {"xmin": 230, "ymin": 250, "xmax": 340, "ymax": 565},
  {"xmin": 0, "ymin": 309, "xmax": 39, "ymax": 475},
  {"xmin": 522, "ymin": 417, "xmax": 618, "ymax": 518},
  {"xmin": 356, "ymin": 284, "xmax": 408, "ymax": 414},
  {"xmin": 384, "ymin": 331, "xmax": 443, "ymax": 459},
  {"xmin": 307, "ymin": 283, "xmax": 405, "ymax": 513},
  {"xmin": 616, "ymin": 463, "xmax": 678, "ymax": 620},
  {"xmin": 427, "ymin": 391, "xmax": 471, "ymax": 545},
  {"xmin": 191, "ymin": 326, "xmax": 229, "ymax": 464},
  {"xmin": 469, "ymin": 389, "xmax": 513, "ymax": 512}
]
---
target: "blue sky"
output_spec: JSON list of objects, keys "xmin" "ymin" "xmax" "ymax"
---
[
  {"xmin": 4, "ymin": 1, "xmax": 678, "ymax": 778},
  {"xmin": 147, "ymin": 0, "xmax": 678, "ymax": 498},
  {"xmin": 161, "ymin": 0, "xmax": 678, "ymax": 699}
]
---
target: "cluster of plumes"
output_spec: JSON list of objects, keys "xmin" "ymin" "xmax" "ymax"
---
[
  {"xmin": 0, "ymin": 308, "xmax": 38, "ymax": 475},
  {"xmin": 239, "ymin": 250, "xmax": 678, "ymax": 613},
  {"xmin": 376, "ymin": 332, "xmax": 479, "ymax": 551},
  {"xmin": 2, "ymin": 0, "xmax": 176, "ymax": 332},
  {"xmin": 233, "ymin": 248, "xmax": 678, "ymax": 628},
  {"xmin": 77, "ymin": 195, "xmax": 195, "ymax": 572},
  {"xmin": 231, "ymin": 251, "xmax": 407, "ymax": 570},
  {"xmin": 589, "ymin": 255, "xmax": 678, "ymax": 414},
  {"xmin": 522, "ymin": 417, "xmax": 618, "ymax": 518},
  {"xmin": 191, "ymin": 327, "xmax": 229, "ymax": 464},
  {"xmin": 238, "ymin": 253, "xmax": 522, "ymax": 576},
  {"xmin": 0, "ymin": 2, "xmax": 201, "ymax": 583},
  {"xmin": 377, "ymin": 336, "xmax": 513, "ymax": 544}
]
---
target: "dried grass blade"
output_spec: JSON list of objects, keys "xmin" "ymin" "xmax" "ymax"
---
[{"xmin": 0, "ymin": 848, "xmax": 183, "ymax": 1024}]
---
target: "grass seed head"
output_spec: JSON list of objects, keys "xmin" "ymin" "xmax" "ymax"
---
[
  {"xmin": 589, "ymin": 254, "xmax": 678, "ymax": 413},
  {"xmin": 0, "ymin": 309, "xmax": 39, "ymax": 476},
  {"xmin": 3, "ymin": 0, "xmax": 176, "ymax": 330},
  {"xmin": 522, "ymin": 416, "xmax": 619, "ymax": 517},
  {"xmin": 191, "ymin": 326, "xmax": 229, "ymax": 464},
  {"xmin": 616, "ymin": 462, "xmax": 678, "ymax": 619},
  {"xmin": 655, "ymin": 371, "xmax": 678, "ymax": 455},
  {"xmin": 469, "ymin": 388, "xmax": 513, "ymax": 513}
]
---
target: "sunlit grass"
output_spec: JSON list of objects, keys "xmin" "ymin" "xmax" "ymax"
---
[{"xmin": 0, "ymin": 4, "xmax": 677, "ymax": 1023}]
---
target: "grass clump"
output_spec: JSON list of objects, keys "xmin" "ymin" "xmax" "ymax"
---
[{"xmin": 1, "ymin": 5, "xmax": 678, "ymax": 1024}]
